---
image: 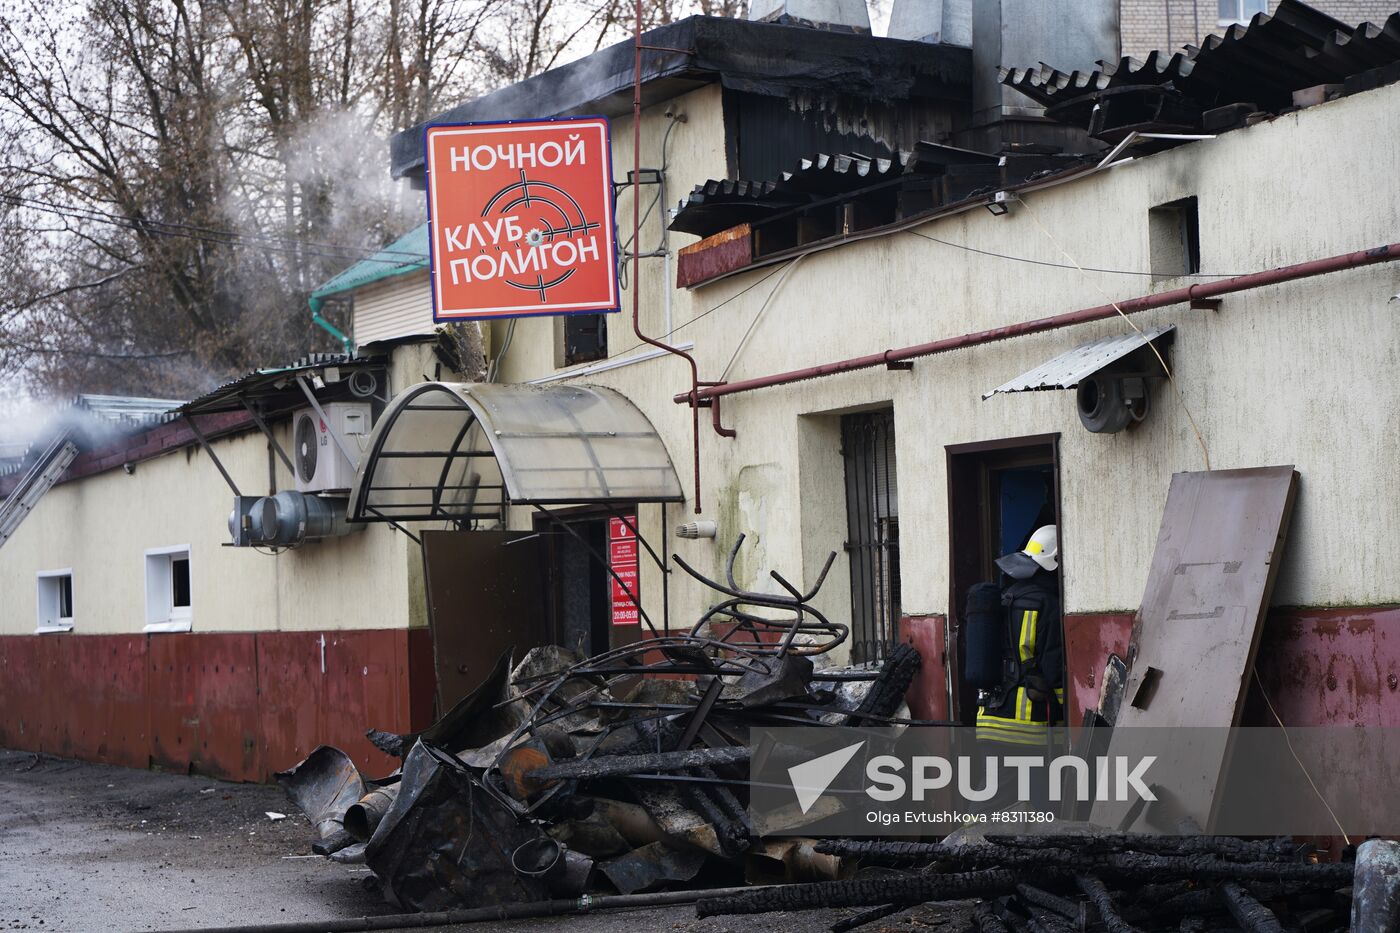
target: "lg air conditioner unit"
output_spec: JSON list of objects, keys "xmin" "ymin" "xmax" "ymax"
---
[{"xmin": 292, "ymin": 403, "xmax": 370, "ymax": 493}]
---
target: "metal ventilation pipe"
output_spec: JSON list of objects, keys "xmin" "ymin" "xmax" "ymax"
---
[
  {"xmin": 676, "ymin": 520, "xmax": 718, "ymax": 539},
  {"xmin": 249, "ymin": 490, "xmax": 360, "ymax": 547}
]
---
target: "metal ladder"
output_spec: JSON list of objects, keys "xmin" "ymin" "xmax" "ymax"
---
[{"xmin": 0, "ymin": 433, "xmax": 79, "ymax": 549}]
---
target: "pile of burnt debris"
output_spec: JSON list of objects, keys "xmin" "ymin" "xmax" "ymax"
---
[
  {"xmin": 272, "ymin": 536, "xmax": 1390, "ymax": 931},
  {"xmin": 699, "ymin": 833, "xmax": 1381, "ymax": 932},
  {"xmin": 276, "ymin": 539, "xmax": 923, "ymax": 911}
]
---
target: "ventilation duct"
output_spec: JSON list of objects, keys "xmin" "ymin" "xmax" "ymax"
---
[
  {"xmin": 887, "ymin": 0, "xmax": 970, "ymax": 45},
  {"xmin": 748, "ymin": 0, "xmax": 870, "ymax": 32},
  {"xmin": 228, "ymin": 490, "xmax": 362, "ymax": 548}
]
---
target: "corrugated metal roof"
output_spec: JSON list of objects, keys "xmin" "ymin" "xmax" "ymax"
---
[
  {"xmin": 178, "ymin": 352, "xmax": 386, "ymax": 416},
  {"xmin": 310, "ymin": 225, "xmax": 429, "ymax": 304},
  {"xmin": 73, "ymin": 394, "xmax": 185, "ymax": 427},
  {"xmin": 982, "ymin": 325, "xmax": 1175, "ymax": 399},
  {"xmin": 1001, "ymin": 0, "xmax": 1400, "ymax": 124},
  {"xmin": 670, "ymin": 142, "xmax": 1020, "ymax": 238},
  {"xmin": 0, "ymin": 394, "xmax": 187, "ymax": 478}
]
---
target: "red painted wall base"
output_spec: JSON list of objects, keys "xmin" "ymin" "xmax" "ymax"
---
[
  {"xmin": 0, "ymin": 628, "xmax": 435, "ymax": 782},
  {"xmin": 908, "ymin": 606, "xmax": 1400, "ymax": 729},
  {"xmin": 900, "ymin": 615, "xmax": 949, "ymax": 722}
]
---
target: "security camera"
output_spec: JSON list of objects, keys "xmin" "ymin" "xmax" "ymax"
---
[{"xmin": 122, "ymin": 462, "xmax": 136, "ymax": 475}]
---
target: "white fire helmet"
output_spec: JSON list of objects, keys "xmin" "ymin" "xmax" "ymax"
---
[{"xmin": 994, "ymin": 524, "xmax": 1059, "ymax": 579}]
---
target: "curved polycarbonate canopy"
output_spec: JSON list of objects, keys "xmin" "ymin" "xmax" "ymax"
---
[{"xmin": 349, "ymin": 382, "xmax": 684, "ymax": 523}]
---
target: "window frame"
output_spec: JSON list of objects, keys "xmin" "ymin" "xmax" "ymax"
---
[
  {"xmin": 144, "ymin": 545, "xmax": 193, "ymax": 633},
  {"xmin": 841, "ymin": 407, "xmax": 901, "ymax": 665},
  {"xmin": 35, "ymin": 568, "xmax": 75, "ymax": 634},
  {"xmin": 1218, "ymin": 0, "xmax": 1268, "ymax": 26}
]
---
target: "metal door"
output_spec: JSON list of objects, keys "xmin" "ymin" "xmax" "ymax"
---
[{"xmin": 421, "ymin": 530, "xmax": 548, "ymax": 713}]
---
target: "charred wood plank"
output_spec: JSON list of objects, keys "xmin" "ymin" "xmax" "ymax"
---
[
  {"xmin": 526, "ymin": 745, "xmax": 750, "ymax": 781},
  {"xmin": 695, "ymin": 869, "xmax": 1021, "ymax": 917},
  {"xmin": 814, "ymin": 840, "xmax": 1352, "ymax": 886},
  {"xmin": 1075, "ymin": 875, "xmax": 1142, "ymax": 933},
  {"xmin": 973, "ymin": 902, "xmax": 1013, "ymax": 933},
  {"xmin": 1016, "ymin": 884, "xmax": 1087, "ymax": 928},
  {"xmin": 844, "ymin": 643, "xmax": 921, "ymax": 726},
  {"xmin": 1025, "ymin": 911, "xmax": 1075, "ymax": 933},
  {"xmin": 830, "ymin": 903, "xmax": 903, "ymax": 932},
  {"xmin": 987, "ymin": 834, "xmax": 1298, "ymax": 863},
  {"xmin": 1219, "ymin": 882, "xmax": 1286, "ymax": 933}
]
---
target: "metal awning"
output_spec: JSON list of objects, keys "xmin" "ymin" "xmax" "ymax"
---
[
  {"xmin": 349, "ymin": 382, "xmax": 684, "ymax": 524},
  {"xmin": 982, "ymin": 325, "xmax": 1175, "ymax": 399},
  {"xmin": 176, "ymin": 353, "xmax": 387, "ymax": 417}
]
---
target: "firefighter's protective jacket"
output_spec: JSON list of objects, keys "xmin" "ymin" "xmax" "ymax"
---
[{"xmin": 974, "ymin": 573, "xmax": 1065, "ymax": 746}]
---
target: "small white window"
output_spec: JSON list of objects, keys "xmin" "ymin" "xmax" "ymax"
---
[
  {"xmin": 36, "ymin": 569, "xmax": 74, "ymax": 633},
  {"xmin": 1218, "ymin": 0, "xmax": 1267, "ymax": 25},
  {"xmin": 145, "ymin": 546, "xmax": 192, "ymax": 633}
]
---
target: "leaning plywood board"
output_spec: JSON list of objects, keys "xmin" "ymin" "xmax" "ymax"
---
[{"xmin": 1091, "ymin": 466, "xmax": 1298, "ymax": 832}]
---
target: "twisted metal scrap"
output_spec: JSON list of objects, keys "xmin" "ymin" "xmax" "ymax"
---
[{"xmin": 674, "ymin": 533, "xmax": 846, "ymax": 656}]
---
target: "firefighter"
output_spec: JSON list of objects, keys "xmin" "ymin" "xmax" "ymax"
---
[{"xmin": 969, "ymin": 524, "xmax": 1066, "ymax": 749}]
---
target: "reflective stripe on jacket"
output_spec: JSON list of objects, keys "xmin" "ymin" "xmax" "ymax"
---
[{"xmin": 975, "ymin": 575, "xmax": 1063, "ymax": 745}]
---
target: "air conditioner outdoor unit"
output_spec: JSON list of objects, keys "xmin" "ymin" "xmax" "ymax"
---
[{"xmin": 292, "ymin": 403, "xmax": 370, "ymax": 493}]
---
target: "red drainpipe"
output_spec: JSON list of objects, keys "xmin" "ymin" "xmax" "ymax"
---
[
  {"xmin": 675, "ymin": 241, "xmax": 1400, "ymax": 405},
  {"xmin": 631, "ymin": 1, "xmax": 704, "ymax": 513}
]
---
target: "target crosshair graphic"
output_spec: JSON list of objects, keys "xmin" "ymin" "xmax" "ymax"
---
[{"xmin": 481, "ymin": 169, "xmax": 604, "ymax": 302}]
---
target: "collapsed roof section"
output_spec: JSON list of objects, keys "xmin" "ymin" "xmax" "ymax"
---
[
  {"xmin": 0, "ymin": 393, "xmax": 186, "ymax": 481},
  {"xmin": 388, "ymin": 15, "xmax": 972, "ymax": 182},
  {"xmin": 1001, "ymin": 0, "xmax": 1400, "ymax": 143},
  {"xmin": 667, "ymin": 0, "xmax": 1400, "ymax": 289}
]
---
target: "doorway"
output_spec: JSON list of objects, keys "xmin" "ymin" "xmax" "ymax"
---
[
  {"xmin": 945, "ymin": 434, "xmax": 1061, "ymax": 723},
  {"xmin": 533, "ymin": 506, "xmax": 645, "ymax": 656}
]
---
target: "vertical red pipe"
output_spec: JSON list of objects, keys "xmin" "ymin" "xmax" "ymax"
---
[{"xmin": 632, "ymin": 2, "xmax": 704, "ymax": 513}]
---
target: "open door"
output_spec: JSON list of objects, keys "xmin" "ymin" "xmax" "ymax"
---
[
  {"xmin": 421, "ymin": 530, "xmax": 548, "ymax": 713},
  {"xmin": 945, "ymin": 435, "xmax": 1061, "ymax": 724}
]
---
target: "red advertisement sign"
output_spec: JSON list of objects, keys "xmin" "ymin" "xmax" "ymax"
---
[
  {"xmin": 609, "ymin": 514, "xmax": 640, "ymax": 626},
  {"xmin": 424, "ymin": 117, "xmax": 619, "ymax": 321}
]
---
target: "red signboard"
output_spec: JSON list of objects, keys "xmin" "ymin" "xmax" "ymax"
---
[
  {"xmin": 424, "ymin": 117, "xmax": 619, "ymax": 321},
  {"xmin": 609, "ymin": 514, "xmax": 640, "ymax": 626}
]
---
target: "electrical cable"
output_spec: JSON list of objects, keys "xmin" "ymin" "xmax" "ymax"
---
[
  {"xmin": 1013, "ymin": 193, "xmax": 1212, "ymax": 471},
  {"xmin": 1252, "ymin": 668, "xmax": 1351, "ymax": 845},
  {"xmin": 487, "ymin": 318, "xmax": 518, "ymax": 383},
  {"xmin": 720, "ymin": 253, "xmax": 806, "ymax": 381},
  {"xmin": 0, "ymin": 193, "xmax": 425, "ymax": 266},
  {"xmin": 599, "ymin": 261, "xmax": 790, "ymax": 364},
  {"xmin": 615, "ymin": 114, "xmax": 681, "ymax": 290},
  {"xmin": 905, "ymin": 227, "xmax": 1250, "ymax": 279}
]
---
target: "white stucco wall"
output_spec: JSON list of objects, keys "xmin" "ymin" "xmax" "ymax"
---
[
  {"xmin": 488, "ymin": 78, "xmax": 1400, "ymax": 637},
  {"xmin": 0, "ymin": 423, "xmax": 417, "ymax": 637},
  {"xmin": 9, "ymin": 78, "xmax": 1395, "ymax": 649}
]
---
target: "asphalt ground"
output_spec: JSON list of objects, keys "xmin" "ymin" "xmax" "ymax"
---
[{"xmin": 0, "ymin": 749, "xmax": 973, "ymax": 933}]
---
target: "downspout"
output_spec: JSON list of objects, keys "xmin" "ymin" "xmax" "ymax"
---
[
  {"xmin": 632, "ymin": 0, "xmax": 705, "ymax": 514},
  {"xmin": 310, "ymin": 295, "xmax": 354, "ymax": 356},
  {"xmin": 675, "ymin": 240, "xmax": 1400, "ymax": 405}
]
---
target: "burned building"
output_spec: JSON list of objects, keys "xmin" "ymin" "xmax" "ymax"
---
[{"xmin": 2, "ymin": 0, "xmax": 1400, "ymax": 840}]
